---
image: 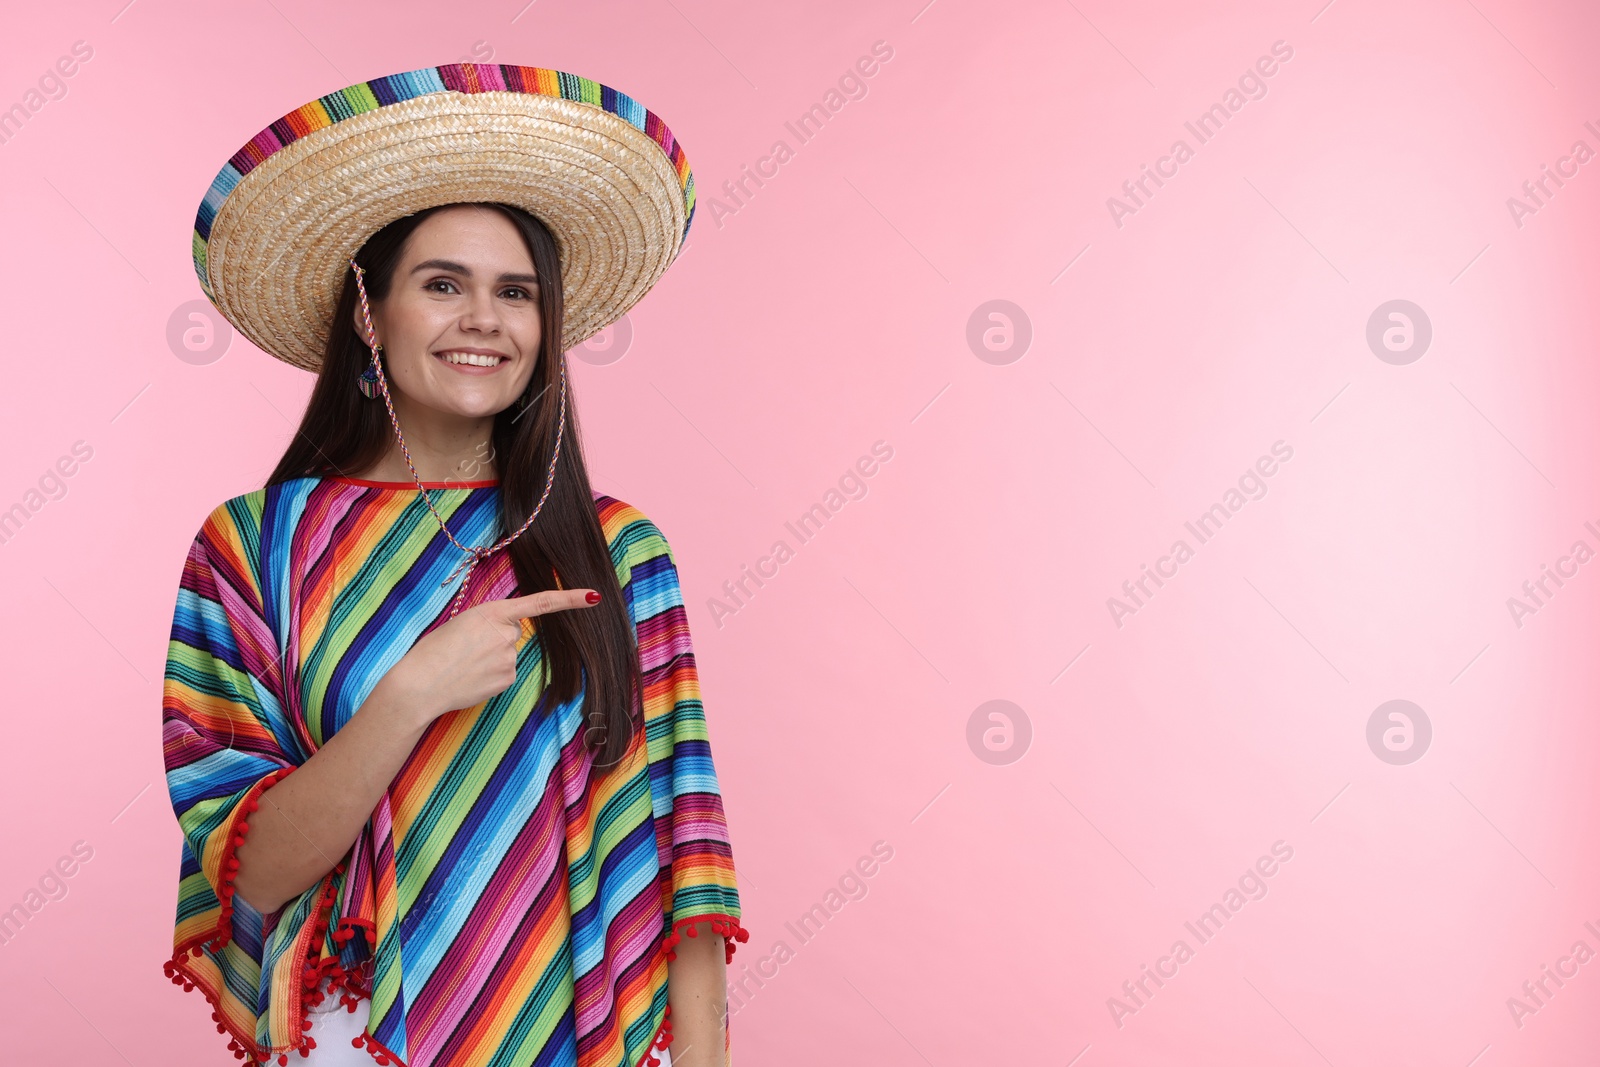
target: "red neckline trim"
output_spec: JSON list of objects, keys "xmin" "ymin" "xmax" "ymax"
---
[{"xmin": 329, "ymin": 475, "xmax": 499, "ymax": 489}]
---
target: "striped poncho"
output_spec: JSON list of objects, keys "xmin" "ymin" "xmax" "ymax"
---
[{"xmin": 160, "ymin": 475, "xmax": 747, "ymax": 1067}]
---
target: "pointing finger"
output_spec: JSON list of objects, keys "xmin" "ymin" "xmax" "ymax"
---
[{"xmin": 493, "ymin": 589, "xmax": 602, "ymax": 620}]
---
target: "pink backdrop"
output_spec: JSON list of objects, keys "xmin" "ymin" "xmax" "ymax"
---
[{"xmin": 2, "ymin": 0, "xmax": 1598, "ymax": 1063}]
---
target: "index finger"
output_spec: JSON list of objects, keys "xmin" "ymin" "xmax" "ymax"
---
[{"xmin": 491, "ymin": 589, "xmax": 601, "ymax": 620}]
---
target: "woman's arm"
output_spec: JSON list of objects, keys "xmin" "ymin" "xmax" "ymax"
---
[
  {"xmin": 667, "ymin": 921, "xmax": 729, "ymax": 1067},
  {"xmin": 230, "ymin": 674, "xmax": 428, "ymax": 914}
]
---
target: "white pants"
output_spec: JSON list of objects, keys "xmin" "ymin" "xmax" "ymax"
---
[
  {"xmin": 298, "ymin": 977, "xmax": 372, "ymax": 1066},
  {"xmin": 295, "ymin": 977, "xmax": 673, "ymax": 1066}
]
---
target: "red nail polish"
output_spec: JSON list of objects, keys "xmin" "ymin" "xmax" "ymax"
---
[{"xmin": 586, "ymin": 591, "xmax": 601, "ymax": 604}]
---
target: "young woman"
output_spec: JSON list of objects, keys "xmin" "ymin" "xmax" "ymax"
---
[{"xmin": 160, "ymin": 66, "xmax": 747, "ymax": 1067}]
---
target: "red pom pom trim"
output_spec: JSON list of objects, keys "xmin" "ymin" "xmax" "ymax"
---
[
  {"xmin": 631, "ymin": 1003, "xmax": 673, "ymax": 1067},
  {"xmin": 659, "ymin": 913, "xmax": 750, "ymax": 966},
  {"xmin": 204, "ymin": 766, "xmax": 294, "ymax": 954},
  {"xmin": 167, "ymin": 795, "xmax": 742, "ymax": 1067},
  {"xmin": 162, "ymin": 769, "xmax": 400, "ymax": 1065}
]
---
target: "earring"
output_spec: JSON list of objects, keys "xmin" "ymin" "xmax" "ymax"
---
[{"xmin": 358, "ymin": 349, "xmax": 383, "ymax": 399}]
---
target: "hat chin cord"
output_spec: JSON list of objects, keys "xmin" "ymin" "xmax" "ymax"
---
[{"xmin": 348, "ymin": 256, "xmax": 567, "ymax": 618}]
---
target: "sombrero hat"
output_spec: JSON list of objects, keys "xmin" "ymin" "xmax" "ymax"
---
[{"xmin": 192, "ymin": 63, "xmax": 696, "ymax": 372}]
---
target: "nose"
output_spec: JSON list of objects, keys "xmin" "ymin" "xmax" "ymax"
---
[{"xmin": 459, "ymin": 286, "xmax": 503, "ymax": 334}]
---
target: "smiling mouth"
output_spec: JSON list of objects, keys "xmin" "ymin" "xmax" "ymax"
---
[{"xmin": 434, "ymin": 351, "xmax": 509, "ymax": 367}]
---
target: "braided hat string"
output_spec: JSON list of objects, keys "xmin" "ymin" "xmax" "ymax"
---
[{"xmin": 349, "ymin": 256, "xmax": 568, "ymax": 618}]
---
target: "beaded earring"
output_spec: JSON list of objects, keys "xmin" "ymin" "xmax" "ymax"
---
[{"xmin": 358, "ymin": 348, "xmax": 383, "ymax": 399}]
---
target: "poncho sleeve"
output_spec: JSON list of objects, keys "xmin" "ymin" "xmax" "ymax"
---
[
  {"xmin": 160, "ymin": 499, "xmax": 334, "ymax": 1064},
  {"xmin": 614, "ymin": 507, "xmax": 750, "ymax": 964}
]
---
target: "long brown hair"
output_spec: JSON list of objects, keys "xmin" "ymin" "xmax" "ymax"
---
[{"xmin": 265, "ymin": 202, "xmax": 640, "ymax": 768}]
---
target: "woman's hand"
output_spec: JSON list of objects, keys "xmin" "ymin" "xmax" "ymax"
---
[{"xmin": 377, "ymin": 588, "xmax": 602, "ymax": 730}]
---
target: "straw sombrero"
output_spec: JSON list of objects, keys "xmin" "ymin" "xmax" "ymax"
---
[{"xmin": 192, "ymin": 63, "xmax": 695, "ymax": 372}]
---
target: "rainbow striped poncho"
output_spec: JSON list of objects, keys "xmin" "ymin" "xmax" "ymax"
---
[{"xmin": 160, "ymin": 476, "xmax": 747, "ymax": 1067}]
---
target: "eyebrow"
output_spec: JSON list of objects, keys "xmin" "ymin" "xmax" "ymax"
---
[{"xmin": 409, "ymin": 258, "xmax": 540, "ymax": 285}]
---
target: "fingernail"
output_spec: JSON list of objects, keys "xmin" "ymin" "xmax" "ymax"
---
[{"xmin": 586, "ymin": 591, "xmax": 601, "ymax": 604}]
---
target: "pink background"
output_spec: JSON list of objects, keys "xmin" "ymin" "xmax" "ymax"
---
[{"xmin": 1, "ymin": 0, "xmax": 1598, "ymax": 1063}]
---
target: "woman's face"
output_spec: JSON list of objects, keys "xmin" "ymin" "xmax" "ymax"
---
[{"xmin": 355, "ymin": 205, "xmax": 542, "ymax": 420}]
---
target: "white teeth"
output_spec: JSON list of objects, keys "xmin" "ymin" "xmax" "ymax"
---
[{"xmin": 437, "ymin": 351, "xmax": 503, "ymax": 367}]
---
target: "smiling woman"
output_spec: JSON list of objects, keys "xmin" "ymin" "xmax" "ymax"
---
[{"xmin": 162, "ymin": 63, "xmax": 746, "ymax": 1067}]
